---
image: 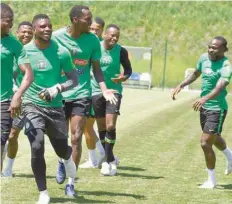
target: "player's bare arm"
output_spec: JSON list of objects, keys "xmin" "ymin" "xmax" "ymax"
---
[
  {"xmin": 192, "ymin": 78, "xmax": 229, "ymax": 111},
  {"xmin": 171, "ymin": 69, "xmax": 201, "ymax": 100},
  {"xmin": 92, "ymin": 60, "xmax": 118, "ymax": 104},
  {"xmin": 10, "ymin": 63, "xmax": 33, "ymax": 118}
]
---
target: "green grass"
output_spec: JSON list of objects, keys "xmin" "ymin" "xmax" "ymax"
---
[{"xmin": 2, "ymin": 89, "xmax": 232, "ymax": 204}]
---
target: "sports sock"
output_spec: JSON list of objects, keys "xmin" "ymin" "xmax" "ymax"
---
[
  {"xmin": 96, "ymin": 140, "xmax": 105, "ymax": 156},
  {"xmin": 98, "ymin": 130, "xmax": 106, "ymax": 149},
  {"xmin": 207, "ymin": 168, "xmax": 216, "ymax": 185},
  {"xmin": 222, "ymin": 147, "xmax": 232, "ymax": 161},
  {"xmin": 105, "ymin": 129, "xmax": 116, "ymax": 163},
  {"xmin": 4, "ymin": 156, "xmax": 15, "ymax": 172},
  {"xmin": 63, "ymin": 156, "xmax": 76, "ymax": 178},
  {"xmin": 88, "ymin": 149, "xmax": 98, "ymax": 165}
]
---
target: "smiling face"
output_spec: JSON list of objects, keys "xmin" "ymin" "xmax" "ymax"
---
[
  {"xmin": 103, "ymin": 27, "xmax": 120, "ymax": 49},
  {"xmin": 1, "ymin": 14, "xmax": 13, "ymax": 36},
  {"xmin": 90, "ymin": 22, "xmax": 103, "ymax": 38},
  {"xmin": 17, "ymin": 25, "xmax": 33, "ymax": 45},
  {"xmin": 33, "ymin": 18, "xmax": 52, "ymax": 42},
  {"xmin": 208, "ymin": 39, "xmax": 226, "ymax": 61}
]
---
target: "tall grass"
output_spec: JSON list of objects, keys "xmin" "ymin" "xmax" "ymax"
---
[{"xmin": 5, "ymin": 0, "xmax": 232, "ymax": 87}]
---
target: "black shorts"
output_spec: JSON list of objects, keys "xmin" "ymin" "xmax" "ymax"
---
[
  {"xmin": 200, "ymin": 108, "xmax": 227, "ymax": 135},
  {"xmin": 63, "ymin": 97, "xmax": 91, "ymax": 119},
  {"xmin": 22, "ymin": 103, "xmax": 68, "ymax": 139},
  {"xmin": 12, "ymin": 114, "xmax": 25, "ymax": 130},
  {"xmin": 92, "ymin": 93, "xmax": 122, "ymax": 118},
  {"xmin": 1, "ymin": 101, "xmax": 12, "ymax": 145}
]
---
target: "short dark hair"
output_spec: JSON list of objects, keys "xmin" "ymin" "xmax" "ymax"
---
[
  {"xmin": 18, "ymin": 21, "xmax": 33, "ymax": 29},
  {"xmin": 1, "ymin": 3, "xmax": 13, "ymax": 18},
  {"xmin": 106, "ymin": 24, "xmax": 120, "ymax": 31},
  {"xmin": 214, "ymin": 36, "xmax": 229, "ymax": 52},
  {"xmin": 32, "ymin": 14, "xmax": 50, "ymax": 25},
  {"xmin": 69, "ymin": 5, "xmax": 89, "ymax": 23},
  {"xmin": 94, "ymin": 17, "xmax": 105, "ymax": 28}
]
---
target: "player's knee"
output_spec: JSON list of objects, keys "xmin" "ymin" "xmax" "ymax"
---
[
  {"xmin": 200, "ymin": 140, "xmax": 212, "ymax": 150},
  {"xmin": 106, "ymin": 123, "xmax": 116, "ymax": 131},
  {"xmin": 106, "ymin": 129, "xmax": 116, "ymax": 140}
]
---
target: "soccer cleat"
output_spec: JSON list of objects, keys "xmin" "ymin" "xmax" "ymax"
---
[
  {"xmin": 109, "ymin": 160, "xmax": 117, "ymax": 176},
  {"xmin": 65, "ymin": 184, "xmax": 75, "ymax": 197},
  {"xmin": 114, "ymin": 156, "xmax": 120, "ymax": 167},
  {"xmin": 225, "ymin": 160, "xmax": 232, "ymax": 175},
  {"xmin": 100, "ymin": 162, "xmax": 111, "ymax": 175},
  {"xmin": 36, "ymin": 193, "xmax": 50, "ymax": 204},
  {"xmin": 79, "ymin": 160, "xmax": 98, "ymax": 169},
  {"xmin": 198, "ymin": 180, "xmax": 216, "ymax": 189},
  {"xmin": 56, "ymin": 161, "xmax": 66, "ymax": 184},
  {"xmin": 2, "ymin": 169, "xmax": 13, "ymax": 177}
]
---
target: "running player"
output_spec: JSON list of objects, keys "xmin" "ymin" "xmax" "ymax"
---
[
  {"xmin": 91, "ymin": 24, "xmax": 132, "ymax": 176},
  {"xmin": 3, "ymin": 21, "xmax": 34, "ymax": 177},
  {"xmin": 1, "ymin": 3, "xmax": 33, "ymax": 173},
  {"xmin": 22, "ymin": 14, "xmax": 77, "ymax": 203},
  {"xmin": 80, "ymin": 16, "xmax": 106, "ymax": 169},
  {"xmin": 52, "ymin": 5, "xmax": 117, "ymax": 183},
  {"xmin": 172, "ymin": 36, "xmax": 232, "ymax": 189}
]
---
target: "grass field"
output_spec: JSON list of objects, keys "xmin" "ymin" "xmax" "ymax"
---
[{"xmin": 1, "ymin": 89, "xmax": 232, "ymax": 204}]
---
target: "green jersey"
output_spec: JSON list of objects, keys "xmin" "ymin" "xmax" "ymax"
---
[
  {"xmin": 52, "ymin": 27, "xmax": 101, "ymax": 100},
  {"xmin": 1, "ymin": 34, "xmax": 29, "ymax": 101},
  {"xmin": 23, "ymin": 40, "xmax": 74, "ymax": 107},
  {"xmin": 196, "ymin": 53, "xmax": 232, "ymax": 110},
  {"xmin": 13, "ymin": 60, "xmax": 23, "ymax": 87},
  {"xmin": 92, "ymin": 42, "xmax": 122, "ymax": 95}
]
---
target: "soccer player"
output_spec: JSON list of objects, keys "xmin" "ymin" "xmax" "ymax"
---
[
  {"xmin": 2, "ymin": 21, "xmax": 34, "ymax": 177},
  {"xmin": 171, "ymin": 36, "xmax": 232, "ymax": 189},
  {"xmin": 52, "ymin": 5, "xmax": 117, "ymax": 183},
  {"xmin": 22, "ymin": 14, "xmax": 77, "ymax": 203},
  {"xmin": 80, "ymin": 16, "xmax": 106, "ymax": 169},
  {"xmin": 91, "ymin": 24, "xmax": 132, "ymax": 176},
  {"xmin": 1, "ymin": 3, "xmax": 33, "ymax": 172}
]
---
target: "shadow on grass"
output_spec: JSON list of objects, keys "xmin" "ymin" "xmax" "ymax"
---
[
  {"xmin": 118, "ymin": 172, "xmax": 164, "ymax": 180},
  {"xmin": 78, "ymin": 190, "xmax": 145, "ymax": 200},
  {"xmin": 51, "ymin": 196, "xmax": 113, "ymax": 203},
  {"xmin": 118, "ymin": 166, "xmax": 146, "ymax": 172},
  {"xmin": 217, "ymin": 184, "xmax": 232, "ymax": 190},
  {"xmin": 15, "ymin": 173, "xmax": 56, "ymax": 179}
]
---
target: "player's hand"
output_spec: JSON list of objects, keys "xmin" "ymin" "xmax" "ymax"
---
[
  {"xmin": 192, "ymin": 97, "xmax": 207, "ymax": 111},
  {"xmin": 38, "ymin": 84, "xmax": 62, "ymax": 102},
  {"xmin": 111, "ymin": 74, "xmax": 127, "ymax": 84},
  {"xmin": 103, "ymin": 89, "xmax": 118, "ymax": 105},
  {"xmin": 171, "ymin": 85, "xmax": 182, "ymax": 100},
  {"xmin": 9, "ymin": 92, "xmax": 22, "ymax": 118}
]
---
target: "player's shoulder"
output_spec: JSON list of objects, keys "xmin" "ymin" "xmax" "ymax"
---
[
  {"xmin": 24, "ymin": 41, "xmax": 34, "ymax": 50},
  {"xmin": 53, "ymin": 27, "xmax": 67, "ymax": 37},
  {"xmin": 51, "ymin": 40, "xmax": 70, "ymax": 57},
  {"xmin": 85, "ymin": 32, "xmax": 99, "ymax": 41},
  {"xmin": 199, "ymin": 53, "xmax": 209, "ymax": 61},
  {"xmin": 7, "ymin": 34, "xmax": 22, "ymax": 46}
]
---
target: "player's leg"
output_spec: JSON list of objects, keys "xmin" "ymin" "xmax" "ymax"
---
[
  {"xmin": 46, "ymin": 108, "xmax": 76, "ymax": 196},
  {"xmin": 1, "ymin": 101, "xmax": 12, "ymax": 173},
  {"xmin": 80, "ymin": 118, "xmax": 99, "ymax": 168},
  {"xmin": 3, "ymin": 115, "xmax": 24, "ymax": 177},
  {"xmin": 199, "ymin": 108, "xmax": 224, "ymax": 189},
  {"xmin": 212, "ymin": 110, "xmax": 232, "ymax": 175},
  {"xmin": 23, "ymin": 105, "xmax": 49, "ymax": 204}
]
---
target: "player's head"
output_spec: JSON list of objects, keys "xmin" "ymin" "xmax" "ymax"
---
[
  {"xmin": 32, "ymin": 14, "xmax": 52, "ymax": 42},
  {"xmin": 208, "ymin": 36, "xmax": 228, "ymax": 61},
  {"xmin": 69, "ymin": 5, "xmax": 92, "ymax": 33},
  {"xmin": 16, "ymin": 21, "xmax": 33, "ymax": 45},
  {"xmin": 90, "ymin": 17, "xmax": 105, "ymax": 38},
  {"xmin": 1, "ymin": 3, "xmax": 14, "ymax": 36},
  {"xmin": 103, "ymin": 24, "xmax": 120, "ymax": 49}
]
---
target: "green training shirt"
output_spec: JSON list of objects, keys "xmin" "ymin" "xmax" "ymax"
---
[
  {"xmin": 92, "ymin": 42, "xmax": 122, "ymax": 96},
  {"xmin": 196, "ymin": 53, "xmax": 232, "ymax": 110},
  {"xmin": 52, "ymin": 27, "xmax": 101, "ymax": 100},
  {"xmin": 1, "ymin": 34, "xmax": 29, "ymax": 102},
  {"xmin": 23, "ymin": 40, "xmax": 74, "ymax": 107}
]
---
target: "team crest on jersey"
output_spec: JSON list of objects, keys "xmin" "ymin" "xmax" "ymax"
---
[
  {"xmin": 70, "ymin": 48, "xmax": 80, "ymax": 56},
  {"xmin": 204, "ymin": 68, "xmax": 212, "ymax": 75},
  {"xmin": 37, "ymin": 60, "xmax": 46, "ymax": 69},
  {"xmin": 101, "ymin": 55, "xmax": 112, "ymax": 65}
]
